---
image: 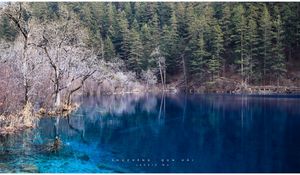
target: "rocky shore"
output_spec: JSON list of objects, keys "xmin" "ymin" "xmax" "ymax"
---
[{"xmin": 174, "ymin": 77, "xmax": 300, "ymax": 95}]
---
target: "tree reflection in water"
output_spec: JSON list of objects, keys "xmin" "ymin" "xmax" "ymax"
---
[{"xmin": 0, "ymin": 94, "xmax": 300, "ymax": 173}]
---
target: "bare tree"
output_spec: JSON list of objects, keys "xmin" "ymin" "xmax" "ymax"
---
[
  {"xmin": 34, "ymin": 17, "xmax": 99, "ymax": 109},
  {"xmin": 141, "ymin": 69, "xmax": 157, "ymax": 90},
  {"xmin": 0, "ymin": 3, "xmax": 47, "ymax": 110},
  {"xmin": 151, "ymin": 47, "xmax": 166, "ymax": 91},
  {"xmin": 1, "ymin": 2, "xmax": 31, "ymax": 105}
]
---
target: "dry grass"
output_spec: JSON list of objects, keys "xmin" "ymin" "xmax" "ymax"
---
[
  {"xmin": 0, "ymin": 102, "xmax": 79, "ymax": 135},
  {"xmin": 0, "ymin": 102, "xmax": 37, "ymax": 135},
  {"xmin": 38, "ymin": 103, "xmax": 79, "ymax": 118}
]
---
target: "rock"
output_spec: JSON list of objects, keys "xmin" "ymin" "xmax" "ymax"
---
[
  {"xmin": 0, "ymin": 163, "xmax": 10, "ymax": 170},
  {"xmin": 38, "ymin": 108, "xmax": 46, "ymax": 115},
  {"xmin": 97, "ymin": 163, "xmax": 126, "ymax": 173},
  {"xmin": 20, "ymin": 164, "xmax": 39, "ymax": 173},
  {"xmin": 78, "ymin": 154, "xmax": 90, "ymax": 161}
]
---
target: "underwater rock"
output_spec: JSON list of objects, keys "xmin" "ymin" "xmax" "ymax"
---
[
  {"xmin": 0, "ymin": 163, "xmax": 10, "ymax": 172},
  {"xmin": 63, "ymin": 162, "xmax": 70, "ymax": 166},
  {"xmin": 78, "ymin": 154, "xmax": 90, "ymax": 161},
  {"xmin": 97, "ymin": 163, "xmax": 126, "ymax": 173},
  {"xmin": 20, "ymin": 164, "xmax": 39, "ymax": 173}
]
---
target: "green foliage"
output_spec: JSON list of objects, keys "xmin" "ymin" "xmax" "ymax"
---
[
  {"xmin": 104, "ymin": 36, "xmax": 116, "ymax": 61},
  {"xmin": 190, "ymin": 28, "xmax": 208, "ymax": 78},
  {"xmin": 209, "ymin": 22, "xmax": 224, "ymax": 80},
  {"xmin": 1, "ymin": 2, "xmax": 299, "ymax": 85},
  {"xmin": 140, "ymin": 23, "xmax": 155, "ymax": 69},
  {"xmin": 271, "ymin": 13, "xmax": 286, "ymax": 81},
  {"xmin": 30, "ymin": 2, "xmax": 60, "ymax": 22},
  {"xmin": 0, "ymin": 16, "xmax": 17, "ymax": 41},
  {"xmin": 128, "ymin": 20, "xmax": 144, "ymax": 74},
  {"xmin": 258, "ymin": 4, "xmax": 273, "ymax": 83}
]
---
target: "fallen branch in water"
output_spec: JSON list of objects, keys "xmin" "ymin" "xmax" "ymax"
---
[
  {"xmin": 0, "ymin": 102, "xmax": 37, "ymax": 135},
  {"xmin": 37, "ymin": 103, "xmax": 80, "ymax": 118}
]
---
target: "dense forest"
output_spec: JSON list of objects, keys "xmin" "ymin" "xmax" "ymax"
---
[
  {"xmin": 2, "ymin": 2, "xmax": 300, "ymax": 87},
  {"xmin": 0, "ymin": 2, "xmax": 300, "ymax": 133}
]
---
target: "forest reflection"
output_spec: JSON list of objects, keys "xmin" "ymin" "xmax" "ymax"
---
[{"xmin": 1, "ymin": 94, "xmax": 300, "ymax": 172}]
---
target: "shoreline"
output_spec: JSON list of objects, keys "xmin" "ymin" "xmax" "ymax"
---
[{"xmin": 1, "ymin": 87, "xmax": 300, "ymax": 136}]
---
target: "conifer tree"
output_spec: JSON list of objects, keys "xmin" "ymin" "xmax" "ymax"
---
[
  {"xmin": 102, "ymin": 3, "xmax": 116, "ymax": 37},
  {"xmin": 244, "ymin": 4, "xmax": 260, "ymax": 83},
  {"xmin": 220, "ymin": 4, "xmax": 233, "ymax": 68},
  {"xmin": 128, "ymin": 19, "xmax": 144, "ymax": 74},
  {"xmin": 207, "ymin": 55, "xmax": 221, "ymax": 81},
  {"xmin": 191, "ymin": 28, "xmax": 209, "ymax": 79},
  {"xmin": 258, "ymin": 5, "xmax": 273, "ymax": 84},
  {"xmin": 161, "ymin": 10, "xmax": 179, "ymax": 74},
  {"xmin": 104, "ymin": 36, "xmax": 116, "ymax": 61},
  {"xmin": 150, "ymin": 12, "xmax": 160, "ymax": 48},
  {"xmin": 208, "ymin": 22, "xmax": 224, "ymax": 80},
  {"xmin": 140, "ymin": 24, "xmax": 154, "ymax": 68},
  {"xmin": 1, "ymin": 2, "xmax": 299, "ymax": 86},
  {"xmin": 116, "ymin": 11, "xmax": 130, "ymax": 60},
  {"xmin": 245, "ymin": 17, "xmax": 259, "ymax": 83},
  {"xmin": 232, "ymin": 5, "xmax": 247, "ymax": 82},
  {"xmin": 272, "ymin": 13, "xmax": 286, "ymax": 85},
  {"xmin": 0, "ymin": 16, "xmax": 17, "ymax": 41}
]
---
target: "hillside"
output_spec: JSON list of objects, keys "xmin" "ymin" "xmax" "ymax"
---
[{"xmin": 1, "ymin": 2, "xmax": 300, "ymax": 133}]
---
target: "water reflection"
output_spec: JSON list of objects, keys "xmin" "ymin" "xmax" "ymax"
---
[{"xmin": 0, "ymin": 94, "xmax": 300, "ymax": 173}]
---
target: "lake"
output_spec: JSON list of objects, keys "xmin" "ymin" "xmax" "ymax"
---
[{"xmin": 0, "ymin": 93, "xmax": 300, "ymax": 173}]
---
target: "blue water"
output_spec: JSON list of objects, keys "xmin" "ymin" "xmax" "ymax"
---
[{"xmin": 1, "ymin": 93, "xmax": 300, "ymax": 173}]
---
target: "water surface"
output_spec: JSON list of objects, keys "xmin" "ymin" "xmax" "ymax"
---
[{"xmin": 0, "ymin": 93, "xmax": 300, "ymax": 173}]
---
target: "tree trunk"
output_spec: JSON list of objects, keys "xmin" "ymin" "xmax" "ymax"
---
[
  {"xmin": 182, "ymin": 54, "xmax": 187, "ymax": 90},
  {"xmin": 55, "ymin": 91, "xmax": 61, "ymax": 108},
  {"xmin": 241, "ymin": 30, "xmax": 244, "ymax": 83},
  {"xmin": 54, "ymin": 69, "xmax": 60, "ymax": 108},
  {"xmin": 182, "ymin": 93, "xmax": 187, "ymax": 122},
  {"xmin": 23, "ymin": 38, "xmax": 30, "ymax": 105},
  {"xmin": 66, "ymin": 71, "xmax": 95, "ymax": 105},
  {"xmin": 101, "ymin": 37, "xmax": 105, "ymax": 59},
  {"xmin": 158, "ymin": 61, "xmax": 165, "ymax": 91},
  {"xmin": 5, "ymin": 3, "xmax": 30, "ymax": 105},
  {"xmin": 164, "ymin": 67, "xmax": 166, "ymax": 91}
]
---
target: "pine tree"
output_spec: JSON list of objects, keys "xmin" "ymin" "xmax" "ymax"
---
[
  {"xmin": 161, "ymin": 10, "xmax": 179, "ymax": 74},
  {"xmin": 149, "ymin": 12, "xmax": 161, "ymax": 54},
  {"xmin": 116, "ymin": 11, "xmax": 130, "ymax": 60},
  {"xmin": 271, "ymin": 13, "xmax": 286, "ymax": 85},
  {"xmin": 232, "ymin": 4, "xmax": 247, "ymax": 82},
  {"xmin": 140, "ymin": 23, "xmax": 155, "ymax": 68},
  {"xmin": 0, "ymin": 2, "xmax": 298, "ymax": 86},
  {"xmin": 208, "ymin": 22, "xmax": 224, "ymax": 80},
  {"xmin": 220, "ymin": 4, "xmax": 233, "ymax": 67},
  {"xmin": 160, "ymin": 25, "xmax": 172, "ymax": 62},
  {"xmin": 191, "ymin": 28, "xmax": 209, "ymax": 78},
  {"xmin": 104, "ymin": 36, "xmax": 116, "ymax": 61},
  {"xmin": 170, "ymin": 9, "xmax": 179, "ymax": 48},
  {"xmin": 207, "ymin": 55, "xmax": 221, "ymax": 81},
  {"xmin": 296, "ymin": 3, "xmax": 300, "ymax": 52},
  {"xmin": 187, "ymin": 12, "xmax": 207, "ymax": 79},
  {"xmin": 281, "ymin": 3, "xmax": 296, "ymax": 61},
  {"xmin": 0, "ymin": 16, "xmax": 17, "ymax": 41},
  {"xmin": 258, "ymin": 5, "xmax": 273, "ymax": 84},
  {"xmin": 244, "ymin": 4, "xmax": 260, "ymax": 84},
  {"xmin": 245, "ymin": 17, "xmax": 259, "ymax": 83},
  {"xmin": 102, "ymin": 3, "xmax": 116, "ymax": 37},
  {"xmin": 128, "ymin": 20, "xmax": 144, "ymax": 74}
]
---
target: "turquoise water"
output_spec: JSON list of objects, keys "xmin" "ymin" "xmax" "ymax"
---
[{"xmin": 0, "ymin": 93, "xmax": 300, "ymax": 173}]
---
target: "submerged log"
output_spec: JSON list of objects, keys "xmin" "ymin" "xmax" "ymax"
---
[{"xmin": 38, "ymin": 103, "xmax": 79, "ymax": 118}]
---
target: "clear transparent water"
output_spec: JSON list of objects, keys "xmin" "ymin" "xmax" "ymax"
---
[{"xmin": 1, "ymin": 93, "xmax": 300, "ymax": 173}]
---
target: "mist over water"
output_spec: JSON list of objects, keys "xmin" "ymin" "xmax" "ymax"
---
[{"xmin": 0, "ymin": 93, "xmax": 300, "ymax": 173}]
